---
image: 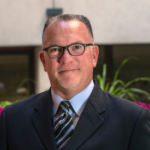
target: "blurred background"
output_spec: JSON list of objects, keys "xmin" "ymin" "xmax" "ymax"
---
[{"xmin": 0, "ymin": 0, "xmax": 150, "ymax": 103}]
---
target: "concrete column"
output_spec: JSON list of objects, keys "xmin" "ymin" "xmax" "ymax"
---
[{"xmin": 34, "ymin": 46, "xmax": 50, "ymax": 94}]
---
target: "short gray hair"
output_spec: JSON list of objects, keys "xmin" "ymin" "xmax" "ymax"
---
[{"xmin": 42, "ymin": 14, "xmax": 93, "ymax": 40}]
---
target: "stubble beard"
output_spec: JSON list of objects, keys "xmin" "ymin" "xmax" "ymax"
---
[
  {"xmin": 57, "ymin": 76, "xmax": 80, "ymax": 89},
  {"xmin": 56, "ymin": 65, "xmax": 80, "ymax": 89}
]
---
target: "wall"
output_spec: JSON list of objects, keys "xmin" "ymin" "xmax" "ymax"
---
[
  {"xmin": 1, "ymin": 0, "xmax": 150, "ymax": 46},
  {"xmin": 0, "ymin": 0, "xmax": 50, "ymax": 46}
]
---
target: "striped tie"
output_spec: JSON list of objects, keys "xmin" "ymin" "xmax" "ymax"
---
[{"xmin": 54, "ymin": 101, "xmax": 74, "ymax": 150}]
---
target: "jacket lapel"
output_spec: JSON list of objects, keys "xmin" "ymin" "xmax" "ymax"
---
[
  {"xmin": 31, "ymin": 90, "xmax": 57, "ymax": 150},
  {"xmin": 63, "ymin": 81, "xmax": 106, "ymax": 150}
]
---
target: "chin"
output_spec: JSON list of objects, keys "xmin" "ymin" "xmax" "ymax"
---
[{"xmin": 58, "ymin": 78, "xmax": 80, "ymax": 89}]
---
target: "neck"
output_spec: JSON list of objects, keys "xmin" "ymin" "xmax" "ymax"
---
[{"xmin": 51, "ymin": 81, "xmax": 92, "ymax": 100}]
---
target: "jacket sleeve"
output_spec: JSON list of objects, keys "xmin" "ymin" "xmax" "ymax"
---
[
  {"xmin": 128, "ymin": 107, "xmax": 150, "ymax": 150},
  {"xmin": 0, "ymin": 107, "xmax": 8, "ymax": 150}
]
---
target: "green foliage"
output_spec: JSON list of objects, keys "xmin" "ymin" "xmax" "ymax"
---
[
  {"xmin": 0, "ymin": 78, "xmax": 35, "ymax": 107},
  {"xmin": 17, "ymin": 78, "xmax": 36, "ymax": 90},
  {"xmin": 95, "ymin": 57, "xmax": 150, "ymax": 101},
  {"xmin": 0, "ymin": 101, "xmax": 13, "ymax": 107}
]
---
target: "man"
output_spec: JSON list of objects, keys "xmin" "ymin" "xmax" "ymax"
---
[{"xmin": 0, "ymin": 14, "xmax": 150, "ymax": 150}]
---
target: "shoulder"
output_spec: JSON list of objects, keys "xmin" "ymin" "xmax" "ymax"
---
[
  {"xmin": 93, "ymin": 80, "xmax": 148, "ymax": 118},
  {"xmin": 2, "ymin": 90, "xmax": 50, "ymax": 117},
  {"xmin": 104, "ymin": 91, "xmax": 143, "ymax": 112},
  {"xmin": 102, "ymin": 91, "xmax": 150, "ymax": 124}
]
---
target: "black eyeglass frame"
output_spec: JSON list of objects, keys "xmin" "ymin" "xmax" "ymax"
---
[{"xmin": 43, "ymin": 43, "xmax": 93, "ymax": 58}]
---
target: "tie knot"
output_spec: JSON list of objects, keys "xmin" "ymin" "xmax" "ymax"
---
[{"xmin": 60, "ymin": 101, "xmax": 70, "ymax": 113}]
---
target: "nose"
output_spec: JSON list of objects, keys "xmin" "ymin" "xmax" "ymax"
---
[
  {"xmin": 62, "ymin": 48, "xmax": 72, "ymax": 57},
  {"xmin": 59, "ymin": 48, "xmax": 73, "ymax": 64}
]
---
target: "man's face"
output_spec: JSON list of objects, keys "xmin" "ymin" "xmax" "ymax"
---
[{"xmin": 40, "ymin": 20, "xmax": 99, "ymax": 97}]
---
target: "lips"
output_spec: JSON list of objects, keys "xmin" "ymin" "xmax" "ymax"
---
[
  {"xmin": 57, "ymin": 67, "xmax": 80, "ymax": 73},
  {"xmin": 59, "ymin": 69, "xmax": 78, "ymax": 73}
]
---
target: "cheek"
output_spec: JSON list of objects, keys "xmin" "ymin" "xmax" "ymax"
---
[
  {"xmin": 93, "ymin": 60, "xmax": 97, "ymax": 68},
  {"xmin": 85, "ymin": 53, "xmax": 94, "ymax": 69},
  {"xmin": 45, "ymin": 60, "xmax": 57, "ymax": 75}
]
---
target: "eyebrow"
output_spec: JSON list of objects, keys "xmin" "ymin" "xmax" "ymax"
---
[{"xmin": 46, "ymin": 41, "xmax": 83, "ymax": 48}]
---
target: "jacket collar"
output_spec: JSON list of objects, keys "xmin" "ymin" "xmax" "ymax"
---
[
  {"xmin": 31, "ymin": 80, "xmax": 106, "ymax": 150},
  {"xmin": 63, "ymin": 80, "xmax": 106, "ymax": 150},
  {"xmin": 31, "ymin": 90, "xmax": 57, "ymax": 150}
]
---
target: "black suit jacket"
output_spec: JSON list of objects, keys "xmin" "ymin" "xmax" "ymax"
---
[{"xmin": 0, "ymin": 81, "xmax": 150, "ymax": 150}]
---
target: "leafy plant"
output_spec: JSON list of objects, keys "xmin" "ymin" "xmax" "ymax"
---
[
  {"xmin": 0, "ymin": 78, "xmax": 35, "ymax": 107},
  {"xmin": 0, "ymin": 101, "xmax": 13, "ymax": 107},
  {"xmin": 95, "ymin": 57, "xmax": 150, "ymax": 101},
  {"xmin": 17, "ymin": 78, "xmax": 36, "ymax": 90}
]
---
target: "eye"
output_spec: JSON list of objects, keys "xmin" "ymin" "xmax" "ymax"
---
[
  {"xmin": 74, "ymin": 45, "xmax": 82, "ymax": 49},
  {"xmin": 71, "ymin": 44, "xmax": 83, "ymax": 51},
  {"xmin": 49, "ymin": 47, "xmax": 63, "ymax": 54},
  {"xmin": 50, "ymin": 47, "xmax": 59, "ymax": 52}
]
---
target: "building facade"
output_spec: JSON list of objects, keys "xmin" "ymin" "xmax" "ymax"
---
[{"xmin": 0, "ymin": 0, "xmax": 150, "ymax": 101}]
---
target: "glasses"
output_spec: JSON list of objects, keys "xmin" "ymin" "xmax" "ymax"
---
[{"xmin": 43, "ymin": 43, "xmax": 93, "ymax": 58}]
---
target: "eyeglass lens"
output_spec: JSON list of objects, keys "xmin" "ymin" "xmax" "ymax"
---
[{"xmin": 48, "ymin": 44, "xmax": 84, "ymax": 58}]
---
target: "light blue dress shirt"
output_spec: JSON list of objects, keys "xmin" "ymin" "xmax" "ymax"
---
[{"xmin": 51, "ymin": 80, "xmax": 94, "ymax": 127}]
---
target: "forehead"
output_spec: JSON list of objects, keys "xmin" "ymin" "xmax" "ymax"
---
[{"xmin": 42, "ymin": 20, "xmax": 92, "ymax": 46}]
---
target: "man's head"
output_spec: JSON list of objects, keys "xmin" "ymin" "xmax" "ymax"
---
[
  {"xmin": 40, "ymin": 14, "xmax": 99, "ymax": 99},
  {"xmin": 42, "ymin": 14, "xmax": 94, "ymax": 40}
]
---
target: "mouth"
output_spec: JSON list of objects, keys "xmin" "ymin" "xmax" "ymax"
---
[{"xmin": 59, "ymin": 69, "xmax": 78, "ymax": 73}]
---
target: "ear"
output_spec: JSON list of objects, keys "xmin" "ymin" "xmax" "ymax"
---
[
  {"xmin": 39, "ymin": 51, "xmax": 47, "ymax": 72},
  {"xmin": 92, "ymin": 45, "xmax": 99, "ymax": 68}
]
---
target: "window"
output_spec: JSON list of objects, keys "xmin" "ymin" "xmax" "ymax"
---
[{"xmin": 0, "ymin": 47, "xmax": 34, "ymax": 102}]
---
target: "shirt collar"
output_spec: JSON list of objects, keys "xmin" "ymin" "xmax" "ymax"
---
[{"xmin": 51, "ymin": 80, "xmax": 94, "ymax": 117}]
